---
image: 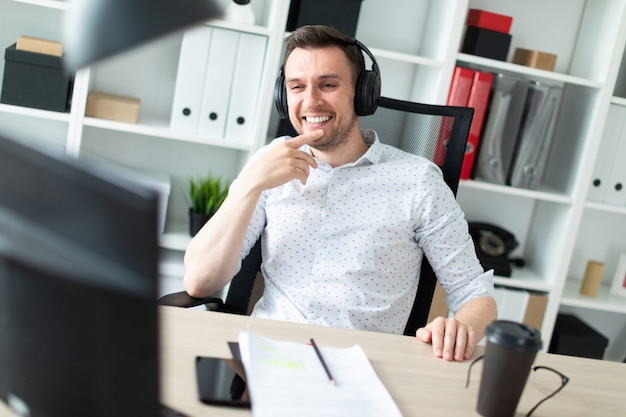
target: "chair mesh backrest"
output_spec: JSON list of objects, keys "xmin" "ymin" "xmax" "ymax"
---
[
  {"xmin": 362, "ymin": 103, "xmax": 443, "ymax": 159},
  {"xmin": 360, "ymin": 96, "xmax": 472, "ymax": 196}
]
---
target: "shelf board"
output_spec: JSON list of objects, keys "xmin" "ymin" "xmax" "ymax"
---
[
  {"xmin": 611, "ymin": 96, "xmax": 626, "ymax": 106},
  {"xmin": 0, "ymin": 103, "xmax": 71, "ymax": 123},
  {"xmin": 459, "ymin": 180, "xmax": 573, "ymax": 205},
  {"xmin": 493, "ymin": 268, "xmax": 552, "ymax": 292},
  {"xmin": 203, "ymin": 19, "xmax": 272, "ymax": 37},
  {"xmin": 585, "ymin": 200, "xmax": 626, "ymax": 215},
  {"xmin": 368, "ymin": 47, "xmax": 443, "ymax": 68},
  {"xmin": 83, "ymin": 116, "xmax": 253, "ymax": 151},
  {"xmin": 561, "ymin": 281, "xmax": 626, "ymax": 314},
  {"xmin": 160, "ymin": 221, "xmax": 192, "ymax": 252},
  {"xmin": 12, "ymin": 0, "xmax": 67, "ymax": 10},
  {"xmin": 456, "ymin": 53, "xmax": 603, "ymax": 89}
]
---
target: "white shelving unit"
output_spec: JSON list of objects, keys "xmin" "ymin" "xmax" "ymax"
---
[
  {"xmin": 454, "ymin": 0, "xmax": 626, "ymax": 362},
  {"xmin": 3, "ymin": 0, "xmax": 626, "ymax": 360},
  {"xmin": 0, "ymin": 0, "xmax": 291, "ymax": 295}
]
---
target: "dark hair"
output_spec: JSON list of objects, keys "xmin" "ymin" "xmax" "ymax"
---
[{"xmin": 283, "ymin": 25, "xmax": 365, "ymax": 84}]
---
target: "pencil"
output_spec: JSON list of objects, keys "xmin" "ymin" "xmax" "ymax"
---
[{"xmin": 310, "ymin": 338, "xmax": 336, "ymax": 386}]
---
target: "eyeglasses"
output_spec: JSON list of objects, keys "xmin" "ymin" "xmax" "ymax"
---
[
  {"xmin": 465, "ymin": 356, "xmax": 570, "ymax": 417},
  {"xmin": 526, "ymin": 365, "xmax": 570, "ymax": 416}
]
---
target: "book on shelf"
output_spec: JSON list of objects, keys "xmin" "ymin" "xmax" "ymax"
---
[
  {"xmin": 587, "ymin": 104, "xmax": 626, "ymax": 203},
  {"xmin": 460, "ymin": 70, "xmax": 494, "ymax": 180},
  {"xmin": 473, "ymin": 77, "xmax": 563, "ymax": 190},
  {"xmin": 474, "ymin": 73, "xmax": 529, "ymax": 185},
  {"xmin": 507, "ymin": 81, "xmax": 562, "ymax": 190},
  {"xmin": 435, "ymin": 66, "xmax": 475, "ymax": 165}
]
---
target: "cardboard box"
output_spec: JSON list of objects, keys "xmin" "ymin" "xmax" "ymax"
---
[
  {"xmin": 287, "ymin": 0, "xmax": 363, "ymax": 37},
  {"xmin": 522, "ymin": 293, "xmax": 548, "ymax": 331},
  {"xmin": 513, "ymin": 48, "xmax": 557, "ymax": 71},
  {"xmin": 86, "ymin": 91, "xmax": 141, "ymax": 124},
  {"xmin": 467, "ymin": 9, "xmax": 513, "ymax": 34},
  {"xmin": 1, "ymin": 43, "xmax": 73, "ymax": 112},
  {"xmin": 461, "ymin": 26, "xmax": 511, "ymax": 61},
  {"xmin": 16, "ymin": 35, "xmax": 63, "ymax": 57},
  {"xmin": 548, "ymin": 313, "xmax": 609, "ymax": 360}
]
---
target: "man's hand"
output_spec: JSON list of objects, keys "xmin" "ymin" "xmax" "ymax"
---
[
  {"xmin": 416, "ymin": 317, "xmax": 477, "ymax": 361},
  {"xmin": 416, "ymin": 297, "xmax": 496, "ymax": 361},
  {"xmin": 238, "ymin": 130, "xmax": 323, "ymax": 191}
]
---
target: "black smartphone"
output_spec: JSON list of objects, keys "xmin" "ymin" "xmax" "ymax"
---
[{"xmin": 195, "ymin": 355, "xmax": 251, "ymax": 408}]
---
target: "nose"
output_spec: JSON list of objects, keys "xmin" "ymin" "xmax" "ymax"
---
[{"xmin": 302, "ymin": 87, "xmax": 323, "ymax": 108}]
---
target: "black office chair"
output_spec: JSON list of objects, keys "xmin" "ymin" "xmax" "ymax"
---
[{"xmin": 159, "ymin": 96, "xmax": 473, "ymax": 336}]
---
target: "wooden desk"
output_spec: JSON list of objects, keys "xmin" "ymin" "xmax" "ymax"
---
[
  {"xmin": 2, "ymin": 307, "xmax": 625, "ymax": 417},
  {"xmin": 159, "ymin": 307, "xmax": 626, "ymax": 417}
]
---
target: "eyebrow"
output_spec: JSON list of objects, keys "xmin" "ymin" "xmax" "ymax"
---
[{"xmin": 286, "ymin": 73, "xmax": 344, "ymax": 84}]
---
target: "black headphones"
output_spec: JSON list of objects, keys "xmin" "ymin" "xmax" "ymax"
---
[{"xmin": 274, "ymin": 38, "xmax": 381, "ymax": 119}]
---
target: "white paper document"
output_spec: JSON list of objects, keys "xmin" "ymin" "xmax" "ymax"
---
[{"xmin": 238, "ymin": 331, "xmax": 403, "ymax": 417}]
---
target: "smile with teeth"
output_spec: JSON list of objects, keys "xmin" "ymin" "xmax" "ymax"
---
[{"xmin": 305, "ymin": 116, "xmax": 330, "ymax": 124}]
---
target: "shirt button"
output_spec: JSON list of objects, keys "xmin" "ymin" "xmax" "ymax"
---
[
  {"xmin": 321, "ymin": 242, "xmax": 328, "ymax": 249},
  {"xmin": 309, "ymin": 313, "xmax": 318, "ymax": 320}
]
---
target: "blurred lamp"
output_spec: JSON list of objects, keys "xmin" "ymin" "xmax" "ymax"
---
[{"xmin": 63, "ymin": 0, "xmax": 223, "ymax": 70}]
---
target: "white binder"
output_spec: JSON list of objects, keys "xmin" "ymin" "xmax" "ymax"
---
[
  {"xmin": 588, "ymin": 105, "xmax": 626, "ymax": 202},
  {"xmin": 225, "ymin": 32, "xmax": 267, "ymax": 145},
  {"xmin": 604, "ymin": 105, "xmax": 626, "ymax": 206},
  {"xmin": 197, "ymin": 28, "xmax": 239, "ymax": 139},
  {"xmin": 170, "ymin": 26, "xmax": 213, "ymax": 133}
]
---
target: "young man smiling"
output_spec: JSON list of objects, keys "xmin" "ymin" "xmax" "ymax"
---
[{"xmin": 184, "ymin": 25, "xmax": 496, "ymax": 362}]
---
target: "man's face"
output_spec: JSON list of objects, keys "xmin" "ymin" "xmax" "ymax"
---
[{"xmin": 284, "ymin": 46, "xmax": 359, "ymax": 151}]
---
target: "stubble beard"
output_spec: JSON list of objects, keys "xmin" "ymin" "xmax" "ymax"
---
[{"xmin": 307, "ymin": 112, "xmax": 359, "ymax": 152}]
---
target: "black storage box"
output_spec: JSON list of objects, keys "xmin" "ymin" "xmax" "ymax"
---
[
  {"xmin": 461, "ymin": 26, "xmax": 511, "ymax": 61},
  {"xmin": 287, "ymin": 0, "xmax": 363, "ymax": 37},
  {"xmin": 1, "ymin": 43, "xmax": 73, "ymax": 112},
  {"xmin": 549, "ymin": 313, "xmax": 609, "ymax": 360}
]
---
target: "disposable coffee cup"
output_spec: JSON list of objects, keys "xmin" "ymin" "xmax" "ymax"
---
[{"xmin": 475, "ymin": 320, "xmax": 542, "ymax": 417}]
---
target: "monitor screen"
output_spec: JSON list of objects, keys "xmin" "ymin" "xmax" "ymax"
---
[{"xmin": 0, "ymin": 134, "xmax": 160, "ymax": 417}]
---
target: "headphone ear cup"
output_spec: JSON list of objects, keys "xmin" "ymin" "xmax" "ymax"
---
[
  {"xmin": 354, "ymin": 70, "xmax": 381, "ymax": 116},
  {"xmin": 274, "ymin": 71, "xmax": 289, "ymax": 119}
]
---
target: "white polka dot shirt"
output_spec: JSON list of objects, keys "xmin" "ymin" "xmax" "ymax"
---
[{"xmin": 239, "ymin": 129, "xmax": 494, "ymax": 334}]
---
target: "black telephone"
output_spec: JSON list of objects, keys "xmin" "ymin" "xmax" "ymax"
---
[{"xmin": 468, "ymin": 222, "xmax": 519, "ymax": 277}]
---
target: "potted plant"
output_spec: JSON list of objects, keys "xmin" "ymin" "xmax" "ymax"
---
[{"xmin": 188, "ymin": 171, "xmax": 231, "ymax": 236}]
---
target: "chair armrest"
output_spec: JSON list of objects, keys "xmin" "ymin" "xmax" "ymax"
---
[{"xmin": 157, "ymin": 291, "xmax": 224, "ymax": 310}]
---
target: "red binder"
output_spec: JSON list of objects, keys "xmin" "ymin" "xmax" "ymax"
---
[
  {"xmin": 447, "ymin": 66, "xmax": 475, "ymax": 106},
  {"xmin": 460, "ymin": 70, "xmax": 494, "ymax": 180},
  {"xmin": 434, "ymin": 66, "xmax": 475, "ymax": 165}
]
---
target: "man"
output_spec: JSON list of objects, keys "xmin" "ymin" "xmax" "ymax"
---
[{"xmin": 184, "ymin": 25, "xmax": 496, "ymax": 362}]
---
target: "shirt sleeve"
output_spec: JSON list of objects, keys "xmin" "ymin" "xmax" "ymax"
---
[{"xmin": 413, "ymin": 163, "xmax": 495, "ymax": 313}]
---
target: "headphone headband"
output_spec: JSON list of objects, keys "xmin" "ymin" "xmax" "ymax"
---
[{"xmin": 353, "ymin": 38, "xmax": 380, "ymax": 76}]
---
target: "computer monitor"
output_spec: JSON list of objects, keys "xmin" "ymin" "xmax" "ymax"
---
[{"xmin": 0, "ymin": 134, "xmax": 160, "ymax": 417}]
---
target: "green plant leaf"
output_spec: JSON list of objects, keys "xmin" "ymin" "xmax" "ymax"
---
[{"xmin": 188, "ymin": 171, "xmax": 231, "ymax": 217}]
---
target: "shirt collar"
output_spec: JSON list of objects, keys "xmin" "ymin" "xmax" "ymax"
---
[{"xmin": 354, "ymin": 129, "xmax": 382, "ymax": 166}]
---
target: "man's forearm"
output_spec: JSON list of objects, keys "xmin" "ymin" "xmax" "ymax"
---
[
  {"xmin": 183, "ymin": 180, "xmax": 262, "ymax": 297},
  {"xmin": 454, "ymin": 296, "xmax": 498, "ymax": 342}
]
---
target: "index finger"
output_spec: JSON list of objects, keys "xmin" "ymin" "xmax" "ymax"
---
[{"xmin": 286, "ymin": 129, "xmax": 324, "ymax": 149}]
